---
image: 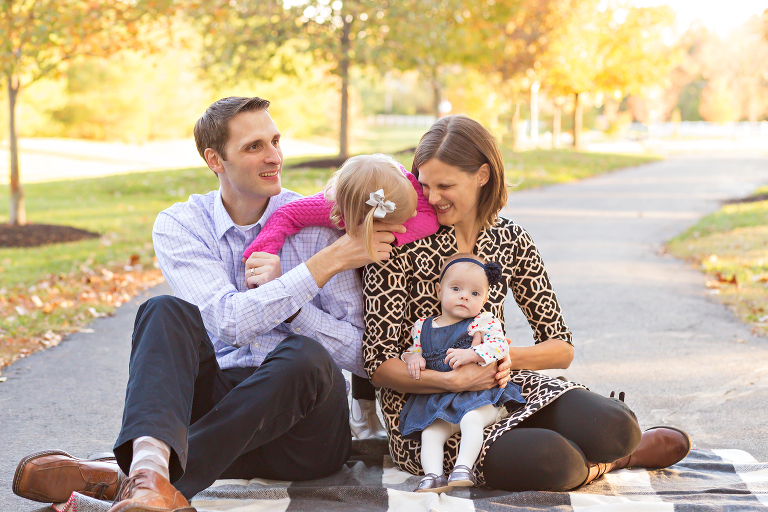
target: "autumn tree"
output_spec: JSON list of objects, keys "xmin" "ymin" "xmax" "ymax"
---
[
  {"xmin": 195, "ymin": 0, "xmax": 405, "ymax": 161},
  {"xmin": 1, "ymin": 0, "xmax": 178, "ymax": 226},
  {"xmin": 541, "ymin": 1, "xmax": 679, "ymax": 148}
]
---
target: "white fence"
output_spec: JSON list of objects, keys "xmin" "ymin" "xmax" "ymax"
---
[
  {"xmin": 366, "ymin": 115, "xmax": 437, "ymax": 128},
  {"xmin": 631, "ymin": 121, "xmax": 768, "ymax": 138}
]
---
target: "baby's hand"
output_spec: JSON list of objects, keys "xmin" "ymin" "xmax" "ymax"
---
[
  {"xmin": 405, "ymin": 354, "xmax": 426, "ymax": 379},
  {"xmin": 445, "ymin": 348, "xmax": 483, "ymax": 369}
]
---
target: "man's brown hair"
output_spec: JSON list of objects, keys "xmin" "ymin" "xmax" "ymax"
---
[
  {"xmin": 194, "ymin": 96, "xmax": 271, "ymax": 162},
  {"xmin": 412, "ymin": 115, "xmax": 511, "ymax": 229}
]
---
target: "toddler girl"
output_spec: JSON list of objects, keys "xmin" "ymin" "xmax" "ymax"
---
[
  {"xmin": 400, "ymin": 253, "xmax": 526, "ymax": 493},
  {"xmin": 242, "ymin": 153, "xmax": 439, "ymax": 441},
  {"xmin": 242, "ymin": 153, "xmax": 439, "ymax": 261}
]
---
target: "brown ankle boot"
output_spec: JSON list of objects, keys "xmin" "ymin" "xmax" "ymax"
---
[
  {"xmin": 577, "ymin": 462, "xmax": 613, "ymax": 488},
  {"xmin": 612, "ymin": 426, "xmax": 691, "ymax": 470}
]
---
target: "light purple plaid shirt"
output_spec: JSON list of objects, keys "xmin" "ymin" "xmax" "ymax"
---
[{"xmin": 153, "ymin": 188, "xmax": 365, "ymax": 377}]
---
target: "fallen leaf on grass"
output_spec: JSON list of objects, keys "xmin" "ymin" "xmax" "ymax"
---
[{"xmin": 714, "ymin": 272, "xmax": 738, "ymax": 285}]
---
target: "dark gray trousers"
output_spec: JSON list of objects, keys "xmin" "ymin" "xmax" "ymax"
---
[{"xmin": 113, "ymin": 295, "xmax": 351, "ymax": 499}]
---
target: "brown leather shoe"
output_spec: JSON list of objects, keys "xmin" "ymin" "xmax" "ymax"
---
[
  {"xmin": 108, "ymin": 470, "xmax": 195, "ymax": 512},
  {"xmin": 13, "ymin": 450, "xmax": 125, "ymax": 503},
  {"xmin": 620, "ymin": 426, "xmax": 692, "ymax": 469}
]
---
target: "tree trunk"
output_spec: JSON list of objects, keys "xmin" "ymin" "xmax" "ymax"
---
[
  {"xmin": 511, "ymin": 102, "xmax": 521, "ymax": 151},
  {"xmin": 552, "ymin": 102, "xmax": 561, "ymax": 149},
  {"xmin": 8, "ymin": 75, "xmax": 25, "ymax": 226},
  {"xmin": 338, "ymin": 19, "xmax": 351, "ymax": 161},
  {"xmin": 573, "ymin": 92, "xmax": 583, "ymax": 150},
  {"xmin": 432, "ymin": 66, "xmax": 441, "ymax": 119},
  {"xmin": 530, "ymin": 81, "xmax": 539, "ymax": 147}
]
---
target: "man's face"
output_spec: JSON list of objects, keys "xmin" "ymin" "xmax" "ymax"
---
[{"xmin": 215, "ymin": 109, "xmax": 284, "ymax": 205}]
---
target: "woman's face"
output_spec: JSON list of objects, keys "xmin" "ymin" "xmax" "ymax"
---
[{"xmin": 417, "ymin": 158, "xmax": 487, "ymax": 227}]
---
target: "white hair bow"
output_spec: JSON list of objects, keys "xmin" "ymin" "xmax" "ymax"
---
[{"xmin": 365, "ymin": 189, "xmax": 396, "ymax": 219}]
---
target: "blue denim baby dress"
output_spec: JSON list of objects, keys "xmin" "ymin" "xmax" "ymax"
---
[{"xmin": 399, "ymin": 317, "xmax": 526, "ymax": 437}]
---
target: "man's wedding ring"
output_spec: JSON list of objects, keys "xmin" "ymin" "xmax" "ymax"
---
[{"xmin": 249, "ymin": 268, "xmax": 256, "ymax": 276}]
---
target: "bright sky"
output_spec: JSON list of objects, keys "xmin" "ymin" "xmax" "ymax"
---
[{"xmin": 633, "ymin": 0, "xmax": 767, "ymax": 35}]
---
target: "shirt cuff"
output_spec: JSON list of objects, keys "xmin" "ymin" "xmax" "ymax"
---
[
  {"xmin": 285, "ymin": 263, "xmax": 321, "ymax": 307},
  {"xmin": 284, "ymin": 301, "xmax": 321, "ymax": 337}
]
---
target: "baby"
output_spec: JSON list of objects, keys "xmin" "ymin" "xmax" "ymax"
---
[{"xmin": 400, "ymin": 253, "xmax": 526, "ymax": 493}]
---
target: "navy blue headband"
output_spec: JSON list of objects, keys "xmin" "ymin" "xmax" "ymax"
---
[{"xmin": 440, "ymin": 257, "xmax": 502, "ymax": 287}]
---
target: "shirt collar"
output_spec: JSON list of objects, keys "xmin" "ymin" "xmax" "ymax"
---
[{"xmin": 212, "ymin": 188, "xmax": 294, "ymax": 239}]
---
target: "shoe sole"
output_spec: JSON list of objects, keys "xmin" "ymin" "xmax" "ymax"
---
[
  {"xmin": 110, "ymin": 503, "xmax": 197, "ymax": 512},
  {"xmin": 414, "ymin": 485, "xmax": 451, "ymax": 493},
  {"xmin": 447, "ymin": 480, "xmax": 475, "ymax": 487},
  {"xmin": 12, "ymin": 449, "xmax": 74, "ymax": 502},
  {"xmin": 110, "ymin": 506, "xmax": 196, "ymax": 512}
]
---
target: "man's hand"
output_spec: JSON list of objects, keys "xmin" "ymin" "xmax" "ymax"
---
[
  {"xmin": 404, "ymin": 353, "xmax": 426, "ymax": 379},
  {"xmin": 471, "ymin": 331, "xmax": 483, "ymax": 347},
  {"xmin": 445, "ymin": 348, "xmax": 483, "ymax": 369},
  {"xmin": 305, "ymin": 221, "xmax": 406, "ymax": 288},
  {"xmin": 245, "ymin": 252, "xmax": 281, "ymax": 289}
]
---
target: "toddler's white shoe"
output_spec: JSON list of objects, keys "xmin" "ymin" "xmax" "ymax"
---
[{"xmin": 349, "ymin": 398, "xmax": 387, "ymax": 439}]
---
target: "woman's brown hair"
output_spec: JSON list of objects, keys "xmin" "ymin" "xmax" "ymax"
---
[{"xmin": 412, "ymin": 115, "xmax": 510, "ymax": 229}]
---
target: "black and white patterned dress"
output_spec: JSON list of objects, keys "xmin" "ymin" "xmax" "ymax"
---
[{"xmin": 363, "ymin": 218, "xmax": 585, "ymax": 485}]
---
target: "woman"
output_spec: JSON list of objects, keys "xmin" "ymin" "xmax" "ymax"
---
[{"xmin": 362, "ymin": 115, "xmax": 691, "ymax": 491}]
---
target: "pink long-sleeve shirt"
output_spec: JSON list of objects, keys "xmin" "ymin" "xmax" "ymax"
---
[{"xmin": 243, "ymin": 169, "xmax": 439, "ymax": 260}]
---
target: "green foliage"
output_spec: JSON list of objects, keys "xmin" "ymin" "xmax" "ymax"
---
[
  {"xmin": 667, "ymin": 192, "xmax": 768, "ymax": 333},
  {"xmin": 0, "ymin": 148, "xmax": 660, "ymax": 289}
]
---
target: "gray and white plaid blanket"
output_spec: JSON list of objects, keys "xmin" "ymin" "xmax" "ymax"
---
[{"xmin": 54, "ymin": 440, "xmax": 768, "ymax": 512}]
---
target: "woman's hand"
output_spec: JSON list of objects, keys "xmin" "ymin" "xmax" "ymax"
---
[
  {"xmin": 405, "ymin": 354, "xmax": 426, "ymax": 379},
  {"xmin": 446, "ymin": 361, "xmax": 497, "ymax": 392},
  {"xmin": 445, "ymin": 348, "xmax": 483, "ymax": 369},
  {"xmin": 245, "ymin": 252, "xmax": 281, "ymax": 289},
  {"xmin": 495, "ymin": 352, "xmax": 512, "ymax": 389}
]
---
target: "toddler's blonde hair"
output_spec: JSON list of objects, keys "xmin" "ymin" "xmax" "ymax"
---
[{"xmin": 324, "ymin": 153, "xmax": 416, "ymax": 261}]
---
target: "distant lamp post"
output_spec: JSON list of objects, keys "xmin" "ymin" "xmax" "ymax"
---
[{"xmin": 438, "ymin": 100, "xmax": 452, "ymax": 117}]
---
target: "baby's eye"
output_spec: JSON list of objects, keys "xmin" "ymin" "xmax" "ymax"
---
[
  {"xmin": 472, "ymin": 291, "xmax": 480, "ymax": 296},
  {"xmin": 451, "ymin": 286, "xmax": 460, "ymax": 292}
]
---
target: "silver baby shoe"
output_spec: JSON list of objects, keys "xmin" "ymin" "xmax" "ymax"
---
[
  {"xmin": 447, "ymin": 465, "xmax": 476, "ymax": 487},
  {"xmin": 414, "ymin": 473, "xmax": 450, "ymax": 493}
]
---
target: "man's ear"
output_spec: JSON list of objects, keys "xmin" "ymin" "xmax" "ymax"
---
[{"xmin": 204, "ymin": 148, "xmax": 224, "ymax": 175}]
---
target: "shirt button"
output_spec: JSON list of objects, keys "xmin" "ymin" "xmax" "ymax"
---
[
  {"xmin": 295, "ymin": 328, "xmax": 301, "ymax": 333},
  {"xmin": 254, "ymin": 343, "xmax": 259, "ymax": 347},
  {"xmin": 306, "ymin": 294, "xmax": 311, "ymax": 300}
]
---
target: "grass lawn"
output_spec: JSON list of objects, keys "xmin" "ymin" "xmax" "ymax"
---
[
  {"xmin": 666, "ymin": 186, "xmax": 768, "ymax": 336},
  {"xmin": 0, "ymin": 147, "xmax": 659, "ymax": 370}
]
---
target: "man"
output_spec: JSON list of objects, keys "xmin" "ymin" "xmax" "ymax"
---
[{"xmin": 13, "ymin": 97, "xmax": 402, "ymax": 512}]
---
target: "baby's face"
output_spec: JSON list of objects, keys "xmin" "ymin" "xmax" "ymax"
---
[{"xmin": 437, "ymin": 263, "xmax": 489, "ymax": 321}]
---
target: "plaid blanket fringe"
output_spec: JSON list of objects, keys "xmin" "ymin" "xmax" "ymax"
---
[{"xmin": 54, "ymin": 441, "xmax": 768, "ymax": 512}]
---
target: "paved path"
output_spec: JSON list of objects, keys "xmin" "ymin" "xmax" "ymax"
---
[
  {"xmin": 503, "ymin": 152, "xmax": 768, "ymax": 460},
  {"xmin": 2, "ymin": 152, "xmax": 768, "ymax": 511}
]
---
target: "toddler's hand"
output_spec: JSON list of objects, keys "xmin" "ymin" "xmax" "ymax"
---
[
  {"xmin": 445, "ymin": 348, "xmax": 483, "ymax": 369},
  {"xmin": 406, "ymin": 354, "xmax": 426, "ymax": 379}
]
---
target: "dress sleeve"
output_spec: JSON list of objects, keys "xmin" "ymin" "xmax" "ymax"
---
[
  {"xmin": 510, "ymin": 227, "xmax": 573, "ymax": 345},
  {"xmin": 242, "ymin": 192, "xmax": 335, "ymax": 259},
  {"xmin": 467, "ymin": 312, "xmax": 508, "ymax": 365},
  {"xmin": 393, "ymin": 170, "xmax": 439, "ymax": 246},
  {"xmin": 363, "ymin": 246, "xmax": 413, "ymax": 378},
  {"xmin": 406, "ymin": 318, "xmax": 426, "ymax": 355}
]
